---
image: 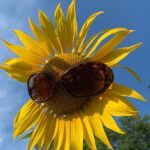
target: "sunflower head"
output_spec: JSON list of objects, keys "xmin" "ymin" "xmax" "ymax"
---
[
  {"xmin": 42, "ymin": 53, "xmax": 88, "ymax": 114},
  {"xmin": 0, "ymin": 1, "xmax": 146, "ymax": 150}
]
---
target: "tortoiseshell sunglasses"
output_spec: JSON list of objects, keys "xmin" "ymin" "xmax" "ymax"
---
[{"xmin": 27, "ymin": 61, "xmax": 114, "ymax": 102}]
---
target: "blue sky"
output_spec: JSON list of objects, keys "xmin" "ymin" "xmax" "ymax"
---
[{"xmin": 0, "ymin": 0, "xmax": 150, "ymax": 149}]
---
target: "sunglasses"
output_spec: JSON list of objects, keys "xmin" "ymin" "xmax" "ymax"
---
[{"xmin": 27, "ymin": 61, "xmax": 114, "ymax": 102}]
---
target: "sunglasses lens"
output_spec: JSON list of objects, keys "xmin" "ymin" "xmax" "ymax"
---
[
  {"xmin": 27, "ymin": 72, "xmax": 55, "ymax": 102},
  {"xmin": 61, "ymin": 62, "xmax": 114, "ymax": 97}
]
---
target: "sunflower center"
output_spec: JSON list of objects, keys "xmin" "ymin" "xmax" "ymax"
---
[{"xmin": 42, "ymin": 53, "xmax": 89, "ymax": 115}]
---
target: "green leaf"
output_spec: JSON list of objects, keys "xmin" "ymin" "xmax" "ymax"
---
[{"xmin": 20, "ymin": 132, "xmax": 33, "ymax": 140}]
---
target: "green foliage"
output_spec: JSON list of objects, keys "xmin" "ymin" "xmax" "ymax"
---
[
  {"xmin": 20, "ymin": 131, "xmax": 32, "ymax": 140},
  {"xmin": 84, "ymin": 115, "xmax": 150, "ymax": 150}
]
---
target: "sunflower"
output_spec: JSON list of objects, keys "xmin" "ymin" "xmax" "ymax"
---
[{"xmin": 0, "ymin": 1, "xmax": 146, "ymax": 150}]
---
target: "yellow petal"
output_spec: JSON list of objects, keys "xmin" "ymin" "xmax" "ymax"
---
[
  {"xmin": 14, "ymin": 100, "xmax": 35, "ymax": 129},
  {"xmin": 80, "ymin": 32, "xmax": 101, "ymax": 55},
  {"xmin": 14, "ymin": 104, "xmax": 43, "ymax": 138},
  {"xmin": 28, "ymin": 112, "xmax": 48, "ymax": 150},
  {"xmin": 70, "ymin": 114, "xmax": 83, "ymax": 150},
  {"xmin": 38, "ymin": 10, "xmax": 61, "ymax": 53},
  {"xmin": 79, "ymin": 112, "xmax": 97, "ymax": 150},
  {"xmin": 109, "ymin": 83, "xmax": 146, "ymax": 101},
  {"xmin": 44, "ymin": 116, "xmax": 58, "ymax": 150},
  {"xmin": 69, "ymin": 116, "xmax": 76, "ymax": 150},
  {"xmin": 3, "ymin": 58, "xmax": 40, "ymax": 70},
  {"xmin": 66, "ymin": 0, "xmax": 77, "ymax": 52},
  {"xmin": 53, "ymin": 118, "xmax": 65, "ymax": 150},
  {"xmin": 13, "ymin": 29, "xmax": 49, "ymax": 59},
  {"xmin": 75, "ymin": 11, "xmax": 104, "ymax": 52},
  {"xmin": 116, "ymin": 65, "xmax": 142, "ymax": 83},
  {"xmin": 29, "ymin": 18, "xmax": 55, "ymax": 56},
  {"xmin": 2, "ymin": 40, "xmax": 44, "ymax": 65},
  {"xmin": 99, "ymin": 110, "xmax": 125, "ymax": 134},
  {"xmin": 55, "ymin": 4, "xmax": 68, "ymax": 53},
  {"xmin": 28, "ymin": 114, "xmax": 46, "ymax": 150},
  {"xmin": 0, "ymin": 58, "xmax": 41, "ymax": 82},
  {"xmin": 37, "ymin": 138, "xmax": 43, "ymax": 150},
  {"xmin": 85, "ymin": 110, "xmax": 113, "ymax": 150},
  {"xmin": 89, "ymin": 94, "xmax": 124, "ymax": 134},
  {"xmin": 103, "ymin": 94, "xmax": 138, "ymax": 116},
  {"xmin": 38, "ymin": 121, "xmax": 48, "ymax": 150},
  {"xmin": 61, "ymin": 120, "xmax": 70, "ymax": 150},
  {"xmin": 7, "ymin": 72, "xmax": 29, "ymax": 82},
  {"xmin": 87, "ymin": 28, "xmax": 132, "ymax": 59},
  {"xmin": 101, "ymin": 43, "xmax": 142, "ymax": 66}
]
